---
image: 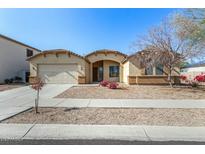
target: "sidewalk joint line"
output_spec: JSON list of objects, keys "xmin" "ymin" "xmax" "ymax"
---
[
  {"xmin": 142, "ymin": 127, "xmax": 152, "ymax": 141},
  {"xmin": 87, "ymin": 99, "xmax": 92, "ymax": 107},
  {"xmin": 54, "ymin": 99, "xmax": 66, "ymax": 107},
  {"xmin": 21, "ymin": 123, "xmax": 36, "ymax": 139}
]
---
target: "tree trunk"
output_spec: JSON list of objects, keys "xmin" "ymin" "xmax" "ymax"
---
[
  {"xmin": 35, "ymin": 89, "xmax": 40, "ymax": 114},
  {"xmin": 168, "ymin": 67, "xmax": 173, "ymax": 88}
]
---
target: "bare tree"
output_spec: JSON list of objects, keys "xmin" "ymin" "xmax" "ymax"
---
[
  {"xmin": 184, "ymin": 9, "xmax": 205, "ymax": 21},
  {"xmin": 173, "ymin": 9, "xmax": 205, "ymax": 63},
  {"xmin": 132, "ymin": 18, "xmax": 205, "ymax": 87},
  {"xmin": 31, "ymin": 77, "xmax": 44, "ymax": 113}
]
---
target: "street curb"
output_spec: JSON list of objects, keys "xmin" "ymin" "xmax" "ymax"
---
[{"xmin": 1, "ymin": 139, "xmax": 205, "ymax": 145}]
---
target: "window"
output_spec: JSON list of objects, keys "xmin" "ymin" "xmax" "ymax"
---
[
  {"xmin": 109, "ymin": 66, "xmax": 119, "ymax": 77},
  {"xmin": 156, "ymin": 64, "xmax": 164, "ymax": 75},
  {"xmin": 145, "ymin": 66, "xmax": 153, "ymax": 75},
  {"xmin": 26, "ymin": 49, "xmax": 33, "ymax": 57}
]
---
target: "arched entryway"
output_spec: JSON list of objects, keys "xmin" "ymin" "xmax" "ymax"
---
[
  {"xmin": 92, "ymin": 60, "xmax": 120, "ymax": 82},
  {"xmin": 92, "ymin": 60, "xmax": 103, "ymax": 82},
  {"xmin": 85, "ymin": 49, "xmax": 127, "ymax": 83}
]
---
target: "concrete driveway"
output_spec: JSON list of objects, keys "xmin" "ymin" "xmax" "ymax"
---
[{"xmin": 0, "ymin": 84, "xmax": 74, "ymax": 121}]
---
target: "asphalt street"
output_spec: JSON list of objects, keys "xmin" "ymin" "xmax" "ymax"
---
[{"xmin": 0, "ymin": 139, "xmax": 205, "ymax": 145}]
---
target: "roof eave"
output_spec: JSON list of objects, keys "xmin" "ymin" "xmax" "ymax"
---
[
  {"xmin": 85, "ymin": 49, "xmax": 127, "ymax": 58},
  {"xmin": 0, "ymin": 34, "xmax": 41, "ymax": 52},
  {"xmin": 27, "ymin": 49, "xmax": 90, "ymax": 63}
]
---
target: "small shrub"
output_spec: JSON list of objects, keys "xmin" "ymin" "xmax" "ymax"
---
[
  {"xmin": 14, "ymin": 76, "xmax": 22, "ymax": 81},
  {"xmin": 99, "ymin": 80, "xmax": 110, "ymax": 87},
  {"xmin": 4, "ymin": 79, "xmax": 10, "ymax": 84},
  {"xmin": 9, "ymin": 78, "xmax": 14, "ymax": 83},
  {"xmin": 5, "ymin": 78, "xmax": 14, "ymax": 84},
  {"xmin": 190, "ymin": 80, "xmax": 199, "ymax": 88},
  {"xmin": 108, "ymin": 82, "xmax": 118, "ymax": 89}
]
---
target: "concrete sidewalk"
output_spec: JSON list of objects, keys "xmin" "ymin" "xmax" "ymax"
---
[
  {"xmin": 1, "ymin": 124, "xmax": 205, "ymax": 142},
  {"xmin": 37, "ymin": 98, "xmax": 205, "ymax": 109}
]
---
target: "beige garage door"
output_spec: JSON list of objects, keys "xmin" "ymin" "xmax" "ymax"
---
[{"xmin": 38, "ymin": 64, "xmax": 79, "ymax": 84}]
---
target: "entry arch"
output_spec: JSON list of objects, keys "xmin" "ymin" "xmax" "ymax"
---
[{"xmin": 85, "ymin": 50, "xmax": 127, "ymax": 83}]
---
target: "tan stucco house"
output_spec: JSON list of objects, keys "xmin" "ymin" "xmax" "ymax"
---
[
  {"xmin": 0, "ymin": 34, "xmax": 40, "ymax": 83},
  {"xmin": 28, "ymin": 49, "xmax": 180, "ymax": 84}
]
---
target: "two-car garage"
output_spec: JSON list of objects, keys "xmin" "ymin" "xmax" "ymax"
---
[
  {"xmin": 38, "ymin": 64, "xmax": 79, "ymax": 84},
  {"xmin": 28, "ymin": 50, "xmax": 89, "ymax": 84}
]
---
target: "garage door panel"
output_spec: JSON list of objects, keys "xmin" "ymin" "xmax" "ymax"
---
[{"xmin": 38, "ymin": 64, "xmax": 79, "ymax": 84}]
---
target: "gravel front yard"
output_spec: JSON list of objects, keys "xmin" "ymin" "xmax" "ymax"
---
[
  {"xmin": 3, "ymin": 107, "xmax": 205, "ymax": 126},
  {"xmin": 55, "ymin": 85, "xmax": 205, "ymax": 99},
  {"xmin": 0, "ymin": 84, "xmax": 24, "ymax": 92}
]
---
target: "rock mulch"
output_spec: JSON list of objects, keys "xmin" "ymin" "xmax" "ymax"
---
[
  {"xmin": 3, "ymin": 107, "xmax": 205, "ymax": 126},
  {"xmin": 55, "ymin": 85, "xmax": 205, "ymax": 99}
]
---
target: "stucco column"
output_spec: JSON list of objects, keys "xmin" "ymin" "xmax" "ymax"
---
[
  {"xmin": 153, "ymin": 66, "xmax": 156, "ymax": 75},
  {"xmin": 90, "ymin": 63, "xmax": 93, "ymax": 83},
  {"xmin": 120, "ymin": 64, "xmax": 123, "ymax": 82}
]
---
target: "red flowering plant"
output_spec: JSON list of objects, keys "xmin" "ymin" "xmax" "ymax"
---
[
  {"xmin": 99, "ymin": 80, "xmax": 119, "ymax": 89},
  {"xmin": 31, "ymin": 77, "xmax": 44, "ymax": 113},
  {"xmin": 99, "ymin": 80, "xmax": 110, "ymax": 87},
  {"xmin": 180, "ymin": 75, "xmax": 187, "ymax": 81},
  {"xmin": 186, "ymin": 73, "xmax": 205, "ymax": 88},
  {"xmin": 194, "ymin": 74, "xmax": 205, "ymax": 82},
  {"xmin": 107, "ymin": 82, "xmax": 119, "ymax": 89},
  {"xmin": 180, "ymin": 73, "xmax": 205, "ymax": 88},
  {"xmin": 180, "ymin": 75, "xmax": 191, "ymax": 85}
]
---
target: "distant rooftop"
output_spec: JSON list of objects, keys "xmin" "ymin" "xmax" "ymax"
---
[
  {"xmin": 0, "ymin": 34, "xmax": 41, "ymax": 52},
  {"xmin": 182, "ymin": 61, "xmax": 205, "ymax": 68}
]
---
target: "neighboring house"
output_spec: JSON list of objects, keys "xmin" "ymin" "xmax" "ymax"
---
[
  {"xmin": 28, "ymin": 49, "xmax": 180, "ymax": 84},
  {"xmin": 181, "ymin": 63, "xmax": 205, "ymax": 80},
  {"xmin": 0, "ymin": 34, "xmax": 41, "ymax": 83}
]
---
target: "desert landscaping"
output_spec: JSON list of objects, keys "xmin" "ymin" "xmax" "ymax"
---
[
  {"xmin": 3, "ymin": 107, "xmax": 205, "ymax": 126},
  {"xmin": 55, "ymin": 85, "xmax": 205, "ymax": 99}
]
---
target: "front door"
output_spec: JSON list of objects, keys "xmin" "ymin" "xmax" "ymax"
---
[
  {"xmin": 98, "ymin": 67, "xmax": 103, "ymax": 82},
  {"xmin": 92, "ymin": 61, "xmax": 103, "ymax": 82},
  {"xmin": 93, "ymin": 67, "xmax": 98, "ymax": 82}
]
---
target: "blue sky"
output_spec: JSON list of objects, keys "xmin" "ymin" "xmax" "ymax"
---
[{"xmin": 0, "ymin": 8, "xmax": 177, "ymax": 55}]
